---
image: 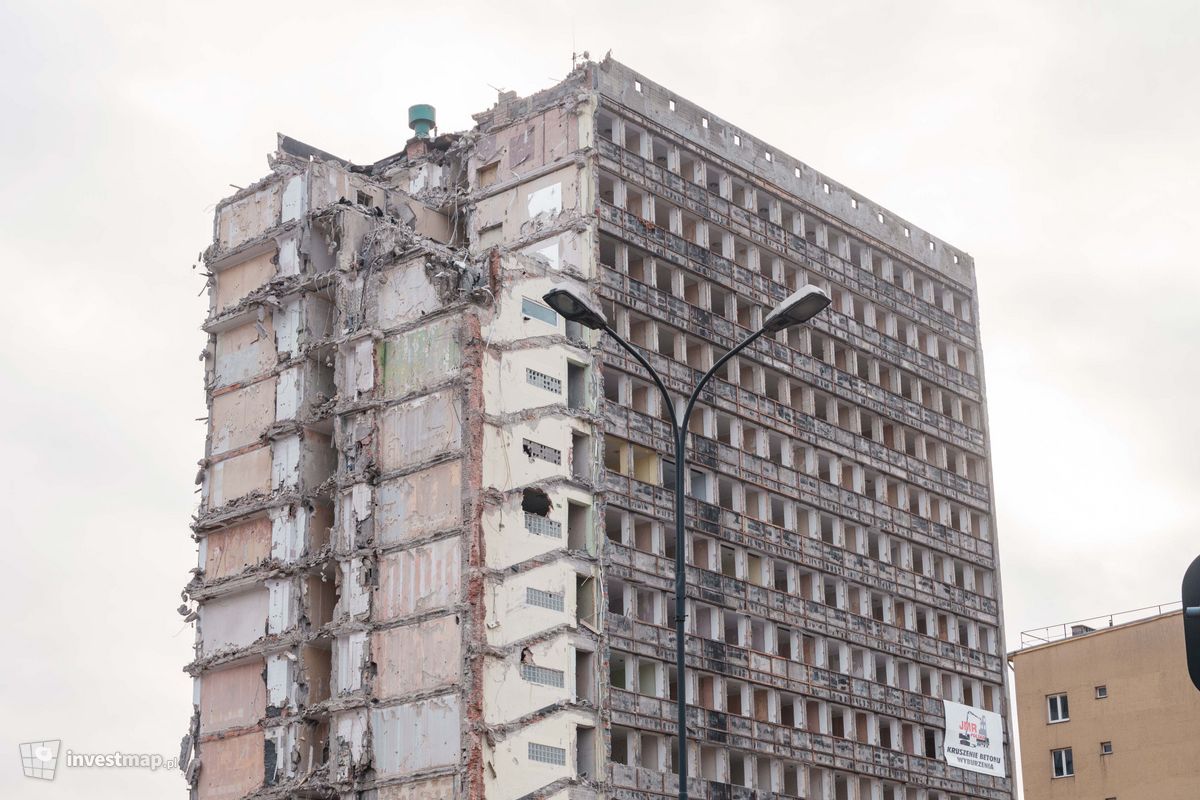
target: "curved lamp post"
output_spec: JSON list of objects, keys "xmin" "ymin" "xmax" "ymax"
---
[{"xmin": 544, "ymin": 282, "xmax": 830, "ymax": 799}]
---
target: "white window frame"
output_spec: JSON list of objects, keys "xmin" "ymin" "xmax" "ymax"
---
[
  {"xmin": 1047, "ymin": 692, "xmax": 1069, "ymax": 723},
  {"xmin": 1051, "ymin": 747, "xmax": 1074, "ymax": 778},
  {"xmin": 1095, "ymin": 685, "xmax": 1108, "ymax": 699},
  {"xmin": 1100, "ymin": 741, "xmax": 1113, "ymax": 755}
]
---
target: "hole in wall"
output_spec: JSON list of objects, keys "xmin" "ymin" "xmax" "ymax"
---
[{"xmin": 522, "ymin": 487, "xmax": 552, "ymax": 516}]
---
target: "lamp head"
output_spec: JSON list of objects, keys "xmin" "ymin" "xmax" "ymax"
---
[
  {"xmin": 761, "ymin": 284, "xmax": 832, "ymax": 333},
  {"xmin": 542, "ymin": 285, "xmax": 608, "ymax": 330}
]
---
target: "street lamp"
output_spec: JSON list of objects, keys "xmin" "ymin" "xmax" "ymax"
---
[{"xmin": 544, "ymin": 282, "xmax": 830, "ymax": 799}]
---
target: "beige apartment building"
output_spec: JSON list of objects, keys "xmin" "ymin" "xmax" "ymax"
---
[
  {"xmin": 1010, "ymin": 608, "xmax": 1200, "ymax": 800},
  {"xmin": 182, "ymin": 56, "xmax": 1012, "ymax": 800}
]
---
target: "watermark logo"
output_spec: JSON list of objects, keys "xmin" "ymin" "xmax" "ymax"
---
[
  {"xmin": 19, "ymin": 740, "xmax": 61, "ymax": 780},
  {"xmin": 18, "ymin": 740, "xmax": 178, "ymax": 779}
]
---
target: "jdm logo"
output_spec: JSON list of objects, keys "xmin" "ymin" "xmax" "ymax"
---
[{"xmin": 19, "ymin": 740, "xmax": 61, "ymax": 780}]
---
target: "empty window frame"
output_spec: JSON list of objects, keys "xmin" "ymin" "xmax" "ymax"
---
[{"xmin": 610, "ymin": 726, "xmax": 633, "ymax": 765}]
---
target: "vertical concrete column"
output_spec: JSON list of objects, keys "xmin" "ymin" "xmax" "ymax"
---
[
  {"xmin": 719, "ymin": 174, "xmax": 733, "ymax": 201},
  {"xmin": 776, "ymin": 378, "xmax": 793, "ymax": 411},
  {"xmin": 672, "ymin": 331, "xmax": 687, "ymax": 364},
  {"xmin": 846, "ymin": 350, "xmax": 860, "ymax": 380},
  {"xmin": 610, "ymin": 118, "xmax": 625, "ymax": 150},
  {"xmin": 820, "ymin": 335, "xmax": 835, "ymax": 364},
  {"xmin": 634, "ymin": 190, "xmax": 649, "ymax": 220},
  {"xmin": 800, "ymin": 386, "xmax": 816, "ymax": 420},
  {"xmin": 614, "ymin": 241, "xmax": 631, "ymax": 275},
  {"xmin": 882, "ymin": 312, "xmax": 897, "ymax": 340},
  {"xmin": 770, "ymin": 257, "xmax": 786, "ymax": 285},
  {"xmin": 718, "ymin": 231, "xmax": 733, "ymax": 259},
  {"xmin": 668, "ymin": 206, "xmax": 682, "ymax": 236}
]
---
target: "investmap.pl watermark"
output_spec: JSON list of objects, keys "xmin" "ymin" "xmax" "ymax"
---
[{"xmin": 19, "ymin": 740, "xmax": 178, "ymax": 780}]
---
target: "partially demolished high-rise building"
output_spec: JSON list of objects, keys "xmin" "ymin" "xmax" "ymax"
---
[{"xmin": 184, "ymin": 57, "xmax": 1013, "ymax": 800}]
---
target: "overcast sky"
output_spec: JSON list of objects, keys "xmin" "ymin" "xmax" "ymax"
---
[{"xmin": 2, "ymin": 1, "xmax": 1197, "ymax": 796}]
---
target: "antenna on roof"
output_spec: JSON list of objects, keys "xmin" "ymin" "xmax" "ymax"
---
[{"xmin": 571, "ymin": 24, "xmax": 589, "ymax": 69}]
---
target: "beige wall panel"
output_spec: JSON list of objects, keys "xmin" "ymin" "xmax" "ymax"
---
[
  {"xmin": 208, "ymin": 446, "xmax": 272, "ymax": 507},
  {"xmin": 204, "ymin": 517, "xmax": 271, "ymax": 580},
  {"xmin": 214, "ymin": 319, "xmax": 275, "ymax": 388},
  {"xmin": 211, "ymin": 379, "xmax": 276, "ymax": 455},
  {"xmin": 375, "ymin": 536, "xmax": 462, "ymax": 621},
  {"xmin": 372, "ymin": 616, "xmax": 461, "ymax": 699},
  {"xmin": 216, "ymin": 250, "xmax": 276, "ymax": 312},
  {"xmin": 378, "ymin": 391, "xmax": 462, "ymax": 472},
  {"xmin": 200, "ymin": 661, "xmax": 266, "ymax": 734},
  {"xmin": 376, "ymin": 460, "xmax": 462, "ymax": 546},
  {"xmin": 197, "ymin": 730, "xmax": 263, "ymax": 800}
]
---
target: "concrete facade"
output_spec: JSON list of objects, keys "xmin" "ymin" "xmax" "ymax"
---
[
  {"xmin": 1010, "ymin": 611, "xmax": 1200, "ymax": 799},
  {"xmin": 183, "ymin": 57, "xmax": 1012, "ymax": 800}
]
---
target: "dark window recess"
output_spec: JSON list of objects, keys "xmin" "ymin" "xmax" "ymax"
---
[
  {"xmin": 263, "ymin": 737, "xmax": 278, "ymax": 785},
  {"xmin": 571, "ymin": 433, "xmax": 591, "ymax": 480},
  {"xmin": 566, "ymin": 319, "xmax": 585, "ymax": 343},
  {"xmin": 567, "ymin": 502, "xmax": 589, "ymax": 550},
  {"xmin": 567, "ymin": 363, "xmax": 586, "ymax": 409}
]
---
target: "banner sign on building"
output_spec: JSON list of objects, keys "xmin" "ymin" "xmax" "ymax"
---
[{"xmin": 942, "ymin": 700, "xmax": 1006, "ymax": 778}]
